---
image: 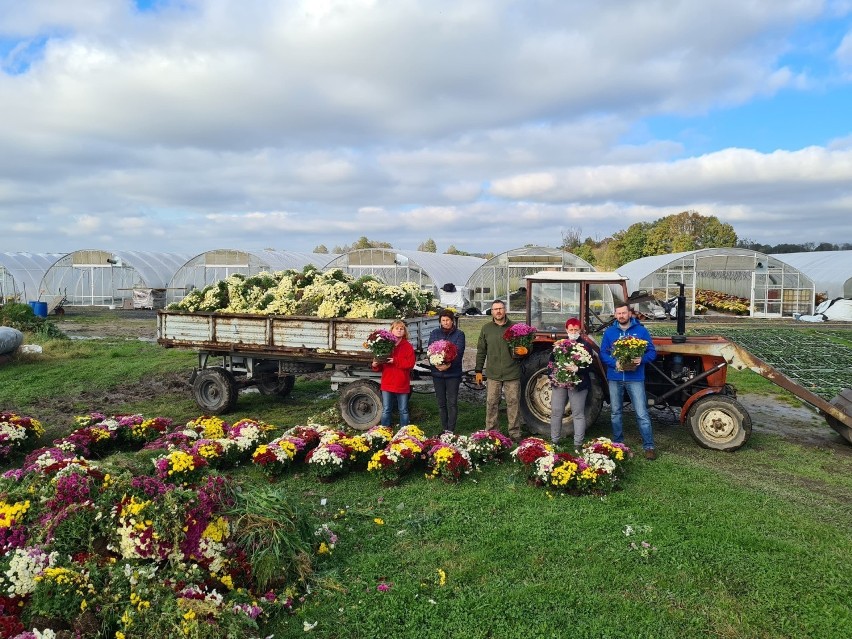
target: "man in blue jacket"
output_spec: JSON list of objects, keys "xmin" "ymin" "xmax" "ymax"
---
[{"xmin": 600, "ymin": 303, "xmax": 658, "ymax": 460}]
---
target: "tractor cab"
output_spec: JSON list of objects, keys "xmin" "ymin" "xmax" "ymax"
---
[{"xmin": 523, "ymin": 271, "xmax": 629, "ymax": 336}]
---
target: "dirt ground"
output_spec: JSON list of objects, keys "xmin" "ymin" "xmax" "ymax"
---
[{"xmin": 47, "ymin": 307, "xmax": 852, "ymax": 454}]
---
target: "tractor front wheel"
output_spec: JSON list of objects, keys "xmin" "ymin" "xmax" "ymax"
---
[
  {"xmin": 519, "ymin": 350, "xmax": 603, "ymax": 438},
  {"xmin": 686, "ymin": 395, "xmax": 751, "ymax": 451}
]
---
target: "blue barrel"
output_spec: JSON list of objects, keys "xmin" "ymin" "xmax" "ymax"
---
[{"xmin": 30, "ymin": 301, "xmax": 48, "ymax": 318}]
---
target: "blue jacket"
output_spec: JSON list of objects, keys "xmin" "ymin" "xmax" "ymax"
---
[
  {"xmin": 600, "ymin": 318, "xmax": 656, "ymax": 382},
  {"xmin": 428, "ymin": 326, "xmax": 466, "ymax": 379}
]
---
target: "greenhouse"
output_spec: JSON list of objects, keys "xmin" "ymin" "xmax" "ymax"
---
[
  {"xmin": 0, "ymin": 252, "xmax": 65, "ymax": 304},
  {"xmin": 769, "ymin": 250, "xmax": 852, "ymax": 299},
  {"xmin": 465, "ymin": 247, "xmax": 594, "ymax": 313},
  {"xmin": 167, "ymin": 249, "xmax": 338, "ymax": 304},
  {"xmin": 40, "ymin": 249, "xmax": 191, "ymax": 308},
  {"xmin": 323, "ymin": 249, "xmax": 485, "ymax": 307},
  {"xmin": 618, "ymin": 248, "xmax": 815, "ymax": 318}
]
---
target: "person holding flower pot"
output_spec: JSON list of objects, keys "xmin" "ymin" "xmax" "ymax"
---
[
  {"xmin": 372, "ymin": 320, "xmax": 416, "ymax": 427},
  {"xmin": 548, "ymin": 317, "xmax": 594, "ymax": 450},
  {"xmin": 428, "ymin": 308, "xmax": 466, "ymax": 433},
  {"xmin": 474, "ymin": 299, "xmax": 523, "ymax": 442},
  {"xmin": 600, "ymin": 303, "xmax": 658, "ymax": 460}
]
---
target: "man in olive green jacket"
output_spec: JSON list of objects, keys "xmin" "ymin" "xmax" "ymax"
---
[{"xmin": 474, "ymin": 299, "xmax": 522, "ymax": 441}]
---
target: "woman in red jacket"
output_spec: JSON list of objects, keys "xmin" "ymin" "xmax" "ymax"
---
[{"xmin": 372, "ymin": 319, "xmax": 416, "ymax": 427}]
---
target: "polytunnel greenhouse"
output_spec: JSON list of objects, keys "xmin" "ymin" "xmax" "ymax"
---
[
  {"xmin": 0, "ymin": 252, "xmax": 65, "ymax": 304},
  {"xmin": 768, "ymin": 250, "xmax": 852, "ymax": 299},
  {"xmin": 617, "ymin": 248, "xmax": 815, "ymax": 318},
  {"xmin": 323, "ymin": 249, "xmax": 485, "ymax": 309},
  {"xmin": 40, "ymin": 249, "xmax": 191, "ymax": 308},
  {"xmin": 167, "ymin": 249, "xmax": 338, "ymax": 304},
  {"xmin": 465, "ymin": 247, "xmax": 594, "ymax": 313}
]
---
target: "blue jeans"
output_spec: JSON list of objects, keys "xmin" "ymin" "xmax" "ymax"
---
[
  {"xmin": 381, "ymin": 391, "xmax": 410, "ymax": 427},
  {"xmin": 608, "ymin": 380, "xmax": 654, "ymax": 450}
]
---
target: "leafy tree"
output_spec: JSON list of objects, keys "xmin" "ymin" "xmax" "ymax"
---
[
  {"xmin": 615, "ymin": 222, "xmax": 651, "ymax": 264},
  {"xmin": 445, "ymin": 245, "xmax": 460, "ymax": 255},
  {"xmin": 313, "ymin": 244, "xmax": 329, "ymax": 254},
  {"xmin": 769, "ymin": 243, "xmax": 807, "ymax": 254},
  {"xmin": 594, "ymin": 239, "xmax": 622, "ymax": 270},
  {"xmin": 573, "ymin": 241, "xmax": 596, "ymax": 266},
  {"xmin": 334, "ymin": 237, "xmax": 394, "ymax": 252},
  {"xmin": 644, "ymin": 210, "xmax": 736, "ymax": 255},
  {"xmin": 418, "ymin": 238, "xmax": 438, "ymax": 252}
]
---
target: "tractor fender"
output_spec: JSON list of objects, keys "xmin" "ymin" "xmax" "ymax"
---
[{"xmin": 680, "ymin": 387, "xmax": 725, "ymax": 424}]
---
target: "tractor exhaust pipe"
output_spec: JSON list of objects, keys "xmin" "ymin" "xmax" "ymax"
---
[{"xmin": 673, "ymin": 281, "xmax": 687, "ymax": 342}]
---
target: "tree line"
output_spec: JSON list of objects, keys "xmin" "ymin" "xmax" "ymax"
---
[{"xmin": 313, "ymin": 210, "xmax": 850, "ymax": 269}]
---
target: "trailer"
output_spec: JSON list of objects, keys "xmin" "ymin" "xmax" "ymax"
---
[{"xmin": 157, "ymin": 310, "xmax": 440, "ymax": 428}]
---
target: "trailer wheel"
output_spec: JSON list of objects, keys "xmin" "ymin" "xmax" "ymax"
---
[
  {"xmin": 192, "ymin": 368, "xmax": 238, "ymax": 414},
  {"xmin": 687, "ymin": 395, "xmax": 751, "ymax": 451},
  {"xmin": 257, "ymin": 373, "xmax": 296, "ymax": 398},
  {"xmin": 519, "ymin": 350, "xmax": 604, "ymax": 437},
  {"xmin": 338, "ymin": 379, "xmax": 382, "ymax": 431}
]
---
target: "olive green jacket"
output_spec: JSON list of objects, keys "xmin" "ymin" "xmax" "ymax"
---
[{"xmin": 475, "ymin": 317, "xmax": 522, "ymax": 381}]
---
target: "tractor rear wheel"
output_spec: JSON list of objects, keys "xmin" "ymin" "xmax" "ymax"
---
[
  {"xmin": 192, "ymin": 368, "xmax": 238, "ymax": 414},
  {"xmin": 338, "ymin": 379, "xmax": 382, "ymax": 431},
  {"xmin": 519, "ymin": 350, "xmax": 603, "ymax": 438},
  {"xmin": 687, "ymin": 395, "xmax": 751, "ymax": 451}
]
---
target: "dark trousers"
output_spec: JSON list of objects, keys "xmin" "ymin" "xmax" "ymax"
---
[{"xmin": 433, "ymin": 376, "xmax": 461, "ymax": 432}]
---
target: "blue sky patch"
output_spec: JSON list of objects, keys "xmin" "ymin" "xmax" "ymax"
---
[{"xmin": 0, "ymin": 35, "xmax": 48, "ymax": 75}]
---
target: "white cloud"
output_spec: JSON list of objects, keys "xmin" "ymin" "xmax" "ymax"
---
[{"xmin": 0, "ymin": 0, "xmax": 849, "ymax": 255}]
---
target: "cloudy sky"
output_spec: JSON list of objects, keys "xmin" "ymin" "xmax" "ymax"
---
[{"xmin": 1, "ymin": 0, "xmax": 851, "ymax": 256}]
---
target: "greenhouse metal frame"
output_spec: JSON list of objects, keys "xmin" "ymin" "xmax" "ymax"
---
[
  {"xmin": 768, "ymin": 250, "xmax": 852, "ymax": 299},
  {"xmin": 167, "ymin": 249, "xmax": 338, "ymax": 304},
  {"xmin": 324, "ymin": 249, "xmax": 485, "ymax": 296},
  {"xmin": 0, "ymin": 252, "xmax": 65, "ymax": 304},
  {"xmin": 40, "ymin": 249, "xmax": 191, "ymax": 308},
  {"xmin": 465, "ymin": 247, "xmax": 594, "ymax": 313},
  {"xmin": 618, "ymin": 248, "xmax": 815, "ymax": 317}
]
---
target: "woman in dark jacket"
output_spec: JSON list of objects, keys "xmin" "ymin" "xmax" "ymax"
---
[
  {"xmin": 428, "ymin": 308, "xmax": 466, "ymax": 433},
  {"xmin": 548, "ymin": 318, "xmax": 593, "ymax": 449}
]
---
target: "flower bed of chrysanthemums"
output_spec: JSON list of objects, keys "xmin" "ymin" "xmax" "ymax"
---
[
  {"xmin": 167, "ymin": 265, "xmax": 435, "ymax": 319},
  {"xmin": 695, "ymin": 289, "xmax": 750, "ymax": 315},
  {"xmin": 0, "ymin": 411, "xmax": 632, "ymax": 638}
]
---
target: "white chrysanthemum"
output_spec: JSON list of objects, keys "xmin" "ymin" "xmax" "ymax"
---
[{"xmin": 583, "ymin": 452, "xmax": 616, "ymax": 474}]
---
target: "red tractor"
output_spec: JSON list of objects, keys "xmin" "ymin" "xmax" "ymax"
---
[{"xmin": 515, "ymin": 271, "xmax": 852, "ymax": 451}]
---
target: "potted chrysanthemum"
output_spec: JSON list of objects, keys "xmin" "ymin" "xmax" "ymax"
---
[
  {"xmin": 305, "ymin": 441, "xmax": 350, "ymax": 482},
  {"xmin": 427, "ymin": 339, "xmax": 458, "ymax": 367},
  {"xmin": 425, "ymin": 442, "xmax": 471, "ymax": 482},
  {"xmin": 502, "ymin": 323, "xmax": 537, "ymax": 357},
  {"xmin": 466, "ymin": 429, "xmax": 513, "ymax": 466},
  {"xmin": 611, "ymin": 335, "xmax": 648, "ymax": 371},
  {"xmin": 363, "ymin": 328, "xmax": 396, "ymax": 362}
]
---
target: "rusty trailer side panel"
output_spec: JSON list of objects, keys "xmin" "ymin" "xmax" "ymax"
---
[{"xmin": 157, "ymin": 311, "xmax": 439, "ymax": 359}]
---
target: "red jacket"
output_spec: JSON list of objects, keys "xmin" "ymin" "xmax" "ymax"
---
[{"xmin": 374, "ymin": 339, "xmax": 416, "ymax": 393}]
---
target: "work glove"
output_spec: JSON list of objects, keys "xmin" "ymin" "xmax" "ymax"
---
[{"xmin": 475, "ymin": 372, "xmax": 483, "ymax": 385}]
